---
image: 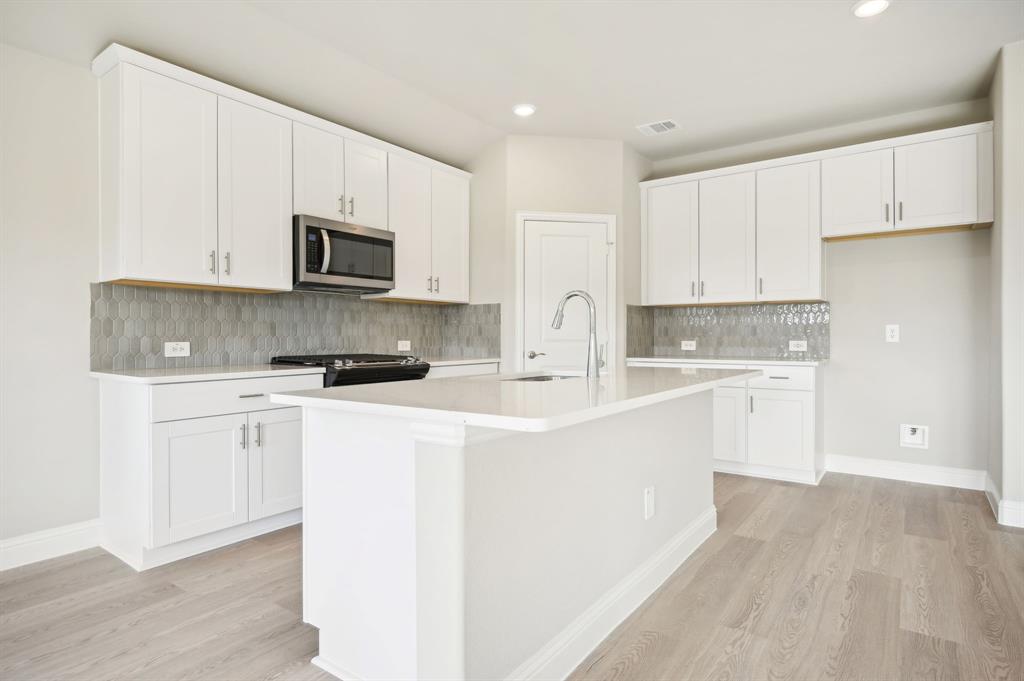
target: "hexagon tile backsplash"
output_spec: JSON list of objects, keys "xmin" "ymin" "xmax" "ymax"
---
[
  {"xmin": 627, "ymin": 303, "xmax": 830, "ymax": 361},
  {"xmin": 90, "ymin": 283, "xmax": 500, "ymax": 371}
]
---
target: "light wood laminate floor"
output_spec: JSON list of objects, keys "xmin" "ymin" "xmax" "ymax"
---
[{"xmin": 2, "ymin": 473, "xmax": 1022, "ymax": 681}]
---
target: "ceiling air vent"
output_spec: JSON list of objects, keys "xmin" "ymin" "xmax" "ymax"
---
[{"xmin": 636, "ymin": 119, "xmax": 678, "ymax": 137}]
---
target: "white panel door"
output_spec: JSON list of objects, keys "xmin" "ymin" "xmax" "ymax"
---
[
  {"xmin": 523, "ymin": 221, "xmax": 608, "ymax": 370},
  {"xmin": 894, "ymin": 135, "xmax": 977, "ymax": 230},
  {"xmin": 756, "ymin": 161, "xmax": 822, "ymax": 301},
  {"xmin": 821, "ymin": 148, "xmax": 894, "ymax": 237},
  {"xmin": 699, "ymin": 172, "xmax": 756, "ymax": 303},
  {"xmin": 121, "ymin": 64, "xmax": 218, "ymax": 284},
  {"xmin": 712, "ymin": 386, "xmax": 747, "ymax": 463},
  {"xmin": 293, "ymin": 122, "xmax": 345, "ymax": 221},
  {"xmin": 430, "ymin": 169, "xmax": 470, "ymax": 303},
  {"xmin": 217, "ymin": 97, "xmax": 292, "ymax": 290},
  {"xmin": 747, "ymin": 389, "xmax": 813, "ymax": 471},
  {"xmin": 248, "ymin": 408, "xmax": 303, "ymax": 520},
  {"xmin": 387, "ymin": 154, "xmax": 433, "ymax": 298},
  {"xmin": 343, "ymin": 139, "xmax": 388, "ymax": 229},
  {"xmin": 643, "ymin": 182, "xmax": 699, "ymax": 305},
  {"xmin": 151, "ymin": 413, "xmax": 248, "ymax": 547}
]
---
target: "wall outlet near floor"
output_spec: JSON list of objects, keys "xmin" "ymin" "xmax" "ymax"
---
[
  {"xmin": 680, "ymin": 340, "xmax": 697, "ymax": 351},
  {"xmin": 789, "ymin": 340, "xmax": 808, "ymax": 352},
  {"xmin": 885, "ymin": 324, "xmax": 901, "ymax": 343},
  {"xmin": 397, "ymin": 340, "xmax": 411, "ymax": 352},
  {"xmin": 643, "ymin": 486, "xmax": 656, "ymax": 520},
  {"xmin": 900, "ymin": 424, "xmax": 929, "ymax": 449},
  {"xmin": 163, "ymin": 341, "xmax": 190, "ymax": 358}
]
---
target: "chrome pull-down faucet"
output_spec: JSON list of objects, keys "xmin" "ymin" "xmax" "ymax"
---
[{"xmin": 551, "ymin": 289, "xmax": 600, "ymax": 379}]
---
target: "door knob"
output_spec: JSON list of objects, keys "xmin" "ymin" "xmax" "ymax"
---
[{"xmin": 527, "ymin": 351, "xmax": 547, "ymax": 359}]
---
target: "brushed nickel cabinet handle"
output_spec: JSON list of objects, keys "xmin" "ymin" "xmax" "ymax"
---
[
  {"xmin": 339, "ymin": 195, "xmax": 345, "ymax": 214},
  {"xmin": 700, "ymin": 281, "xmax": 705, "ymax": 296},
  {"xmin": 209, "ymin": 250, "xmax": 216, "ymax": 275},
  {"xmin": 238, "ymin": 393, "xmax": 265, "ymax": 398},
  {"xmin": 768, "ymin": 376, "xmax": 789, "ymax": 380},
  {"xmin": 434, "ymin": 276, "xmax": 439, "ymax": 293},
  {"xmin": 348, "ymin": 196, "xmax": 355, "ymax": 217},
  {"xmin": 691, "ymin": 281, "xmax": 695, "ymax": 297},
  {"xmin": 750, "ymin": 396, "xmax": 754, "ymax": 413},
  {"xmin": 759, "ymin": 277, "xmax": 763, "ymax": 294},
  {"xmin": 240, "ymin": 424, "xmax": 247, "ymax": 449},
  {"xmin": 898, "ymin": 201, "xmax": 903, "ymax": 222},
  {"xmin": 884, "ymin": 203, "xmax": 890, "ymax": 223},
  {"xmin": 224, "ymin": 251, "xmax": 231, "ymax": 275},
  {"xmin": 255, "ymin": 422, "xmax": 262, "ymax": 447},
  {"xmin": 427, "ymin": 276, "xmax": 433, "ymax": 292}
]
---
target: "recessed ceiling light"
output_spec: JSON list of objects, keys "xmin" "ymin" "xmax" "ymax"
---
[
  {"xmin": 852, "ymin": 0, "xmax": 890, "ymax": 18},
  {"xmin": 513, "ymin": 103, "xmax": 536, "ymax": 117}
]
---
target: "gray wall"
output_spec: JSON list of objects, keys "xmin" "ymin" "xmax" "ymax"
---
[
  {"xmin": 824, "ymin": 230, "xmax": 991, "ymax": 471},
  {"xmin": 90, "ymin": 283, "xmax": 500, "ymax": 370},
  {"xmin": 627, "ymin": 303, "xmax": 830, "ymax": 361}
]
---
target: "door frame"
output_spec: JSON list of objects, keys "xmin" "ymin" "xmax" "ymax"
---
[{"xmin": 513, "ymin": 211, "xmax": 617, "ymax": 372}]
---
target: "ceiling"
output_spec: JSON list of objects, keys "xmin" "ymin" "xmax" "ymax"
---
[{"xmin": 2, "ymin": 1, "xmax": 1022, "ymax": 167}]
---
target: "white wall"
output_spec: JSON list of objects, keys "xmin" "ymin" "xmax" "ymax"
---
[
  {"xmin": 650, "ymin": 99, "xmax": 992, "ymax": 179},
  {"xmin": 824, "ymin": 231, "xmax": 991, "ymax": 470},
  {"xmin": 990, "ymin": 41, "xmax": 1024, "ymax": 506},
  {"xmin": 0, "ymin": 43, "xmax": 99, "ymax": 539}
]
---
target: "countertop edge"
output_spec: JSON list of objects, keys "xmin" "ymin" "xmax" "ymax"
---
[
  {"xmin": 270, "ymin": 369, "xmax": 762, "ymax": 433},
  {"xmin": 89, "ymin": 366, "xmax": 327, "ymax": 384},
  {"xmin": 423, "ymin": 358, "xmax": 501, "ymax": 367},
  {"xmin": 627, "ymin": 357, "xmax": 825, "ymax": 367}
]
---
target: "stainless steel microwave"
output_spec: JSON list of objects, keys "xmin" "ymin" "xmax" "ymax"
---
[{"xmin": 293, "ymin": 215, "xmax": 395, "ymax": 294}]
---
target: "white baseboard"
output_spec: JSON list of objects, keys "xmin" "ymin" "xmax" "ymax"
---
[
  {"xmin": 986, "ymin": 475, "xmax": 1024, "ymax": 528},
  {"xmin": 714, "ymin": 460, "xmax": 821, "ymax": 485},
  {"xmin": 825, "ymin": 454, "xmax": 986, "ymax": 491},
  {"xmin": 0, "ymin": 519, "xmax": 101, "ymax": 571},
  {"xmin": 505, "ymin": 506, "xmax": 717, "ymax": 681},
  {"xmin": 312, "ymin": 655, "xmax": 365, "ymax": 681}
]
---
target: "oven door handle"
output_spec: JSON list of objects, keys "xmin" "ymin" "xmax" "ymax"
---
[{"xmin": 319, "ymin": 229, "xmax": 331, "ymax": 274}]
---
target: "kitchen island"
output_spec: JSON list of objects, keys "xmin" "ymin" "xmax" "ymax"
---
[{"xmin": 271, "ymin": 366, "xmax": 758, "ymax": 681}]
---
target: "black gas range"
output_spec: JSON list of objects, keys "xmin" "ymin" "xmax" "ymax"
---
[{"xmin": 271, "ymin": 353, "xmax": 430, "ymax": 387}]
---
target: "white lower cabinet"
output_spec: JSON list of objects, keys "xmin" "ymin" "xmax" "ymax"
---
[
  {"xmin": 712, "ymin": 386, "xmax": 747, "ymax": 463},
  {"xmin": 96, "ymin": 371, "xmax": 322, "ymax": 570},
  {"xmin": 747, "ymin": 389, "xmax": 814, "ymax": 471}
]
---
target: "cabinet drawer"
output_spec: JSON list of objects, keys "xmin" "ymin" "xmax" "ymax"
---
[
  {"xmin": 151, "ymin": 374, "xmax": 324, "ymax": 422},
  {"xmin": 746, "ymin": 366, "xmax": 814, "ymax": 391}
]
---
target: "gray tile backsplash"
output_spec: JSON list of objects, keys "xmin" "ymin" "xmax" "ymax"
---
[
  {"xmin": 90, "ymin": 283, "xmax": 500, "ymax": 371},
  {"xmin": 627, "ymin": 303, "xmax": 830, "ymax": 361}
]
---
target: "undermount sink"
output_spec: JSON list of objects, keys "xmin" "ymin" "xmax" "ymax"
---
[{"xmin": 504, "ymin": 374, "xmax": 580, "ymax": 382}]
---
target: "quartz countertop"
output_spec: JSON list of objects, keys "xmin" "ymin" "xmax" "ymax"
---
[
  {"xmin": 422, "ymin": 357, "xmax": 500, "ymax": 367},
  {"xmin": 90, "ymin": 364, "xmax": 326, "ymax": 384},
  {"xmin": 270, "ymin": 367, "xmax": 760, "ymax": 432},
  {"xmin": 628, "ymin": 356, "xmax": 825, "ymax": 367}
]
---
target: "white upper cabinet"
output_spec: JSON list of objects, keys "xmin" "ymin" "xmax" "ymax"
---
[
  {"xmin": 387, "ymin": 154, "xmax": 433, "ymax": 297},
  {"xmin": 217, "ymin": 98, "xmax": 293, "ymax": 291},
  {"xmin": 343, "ymin": 140, "xmax": 389, "ymax": 230},
  {"xmin": 894, "ymin": 135, "xmax": 977, "ymax": 230},
  {"xmin": 643, "ymin": 182, "xmax": 699, "ymax": 305},
  {"xmin": 102, "ymin": 64, "xmax": 218, "ymax": 285},
  {"xmin": 821, "ymin": 148, "xmax": 894, "ymax": 238},
  {"xmin": 756, "ymin": 161, "xmax": 822, "ymax": 301},
  {"xmin": 430, "ymin": 169, "xmax": 470, "ymax": 303},
  {"xmin": 699, "ymin": 172, "xmax": 756, "ymax": 303},
  {"xmin": 293, "ymin": 122, "xmax": 346, "ymax": 222}
]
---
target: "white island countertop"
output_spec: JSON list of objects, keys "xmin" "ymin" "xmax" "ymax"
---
[
  {"xmin": 90, "ymin": 364, "xmax": 326, "ymax": 384},
  {"xmin": 271, "ymin": 366, "xmax": 759, "ymax": 432}
]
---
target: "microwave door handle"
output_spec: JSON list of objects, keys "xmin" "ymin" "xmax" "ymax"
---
[{"xmin": 319, "ymin": 229, "xmax": 331, "ymax": 274}]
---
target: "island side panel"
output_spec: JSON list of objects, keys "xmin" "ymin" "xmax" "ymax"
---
[
  {"xmin": 462, "ymin": 391, "xmax": 715, "ymax": 680},
  {"xmin": 302, "ymin": 408, "xmax": 420, "ymax": 680}
]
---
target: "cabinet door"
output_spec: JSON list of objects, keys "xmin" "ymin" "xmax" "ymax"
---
[
  {"xmin": 821, "ymin": 148, "xmax": 894, "ymax": 237},
  {"xmin": 756, "ymin": 161, "xmax": 822, "ymax": 301},
  {"xmin": 747, "ymin": 389, "xmax": 813, "ymax": 471},
  {"xmin": 293, "ymin": 122, "xmax": 345, "ymax": 222},
  {"xmin": 343, "ymin": 139, "xmax": 388, "ymax": 229},
  {"xmin": 248, "ymin": 408, "xmax": 303, "ymax": 520},
  {"xmin": 894, "ymin": 135, "xmax": 977, "ymax": 230},
  {"xmin": 430, "ymin": 168, "xmax": 470, "ymax": 302},
  {"xmin": 712, "ymin": 386, "xmax": 747, "ymax": 463},
  {"xmin": 699, "ymin": 172, "xmax": 756, "ymax": 303},
  {"xmin": 151, "ymin": 413, "xmax": 248, "ymax": 547},
  {"xmin": 387, "ymin": 154, "xmax": 433, "ymax": 298},
  {"xmin": 217, "ymin": 98, "xmax": 293, "ymax": 290},
  {"xmin": 643, "ymin": 182, "xmax": 699, "ymax": 305},
  {"xmin": 121, "ymin": 65, "xmax": 218, "ymax": 284}
]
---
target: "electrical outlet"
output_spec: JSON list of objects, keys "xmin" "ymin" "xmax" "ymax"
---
[
  {"xmin": 164, "ymin": 341, "xmax": 191, "ymax": 358},
  {"xmin": 680, "ymin": 340, "xmax": 697, "ymax": 351},
  {"xmin": 643, "ymin": 487, "xmax": 656, "ymax": 520},
  {"xmin": 397, "ymin": 340, "xmax": 411, "ymax": 352},
  {"xmin": 789, "ymin": 340, "xmax": 808, "ymax": 352},
  {"xmin": 900, "ymin": 424, "xmax": 929, "ymax": 449},
  {"xmin": 885, "ymin": 324, "xmax": 900, "ymax": 343}
]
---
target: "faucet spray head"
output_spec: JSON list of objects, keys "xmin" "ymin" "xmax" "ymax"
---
[{"xmin": 551, "ymin": 307, "xmax": 565, "ymax": 329}]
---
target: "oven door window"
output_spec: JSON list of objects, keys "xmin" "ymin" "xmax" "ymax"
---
[{"xmin": 324, "ymin": 231, "xmax": 393, "ymax": 280}]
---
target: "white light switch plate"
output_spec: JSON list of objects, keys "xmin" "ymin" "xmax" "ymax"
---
[
  {"xmin": 397, "ymin": 340, "xmax": 411, "ymax": 352},
  {"xmin": 886, "ymin": 324, "xmax": 900, "ymax": 343},
  {"xmin": 164, "ymin": 341, "xmax": 190, "ymax": 358},
  {"xmin": 680, "ymin": 340, "xmax": 697, "ymax": 351},
  {"xmin": 789, "ymin": 340, "xmax": 807, "ymax": 352}
]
